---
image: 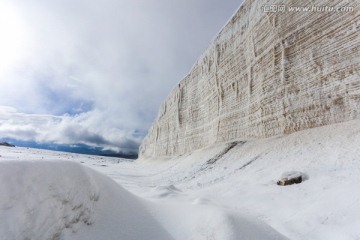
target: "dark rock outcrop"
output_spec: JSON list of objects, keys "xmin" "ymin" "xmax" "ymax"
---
[
  {"xmin": 277, "ymin": 176, "xmax": 302, "ymax": 186},
  {"xmin": 0, "ymin": 142, "xmax": 15, "ymax": 147}
]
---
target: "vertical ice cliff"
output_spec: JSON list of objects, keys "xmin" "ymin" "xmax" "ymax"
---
[{"xmin": 140, "ymin": 0, "xmax": 360, "ymax": 159}]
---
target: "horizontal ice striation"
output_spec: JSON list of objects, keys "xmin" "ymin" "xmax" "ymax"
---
[{"xmin": 140, "ymin": 0, "xmax": 360, "ymax": 159}]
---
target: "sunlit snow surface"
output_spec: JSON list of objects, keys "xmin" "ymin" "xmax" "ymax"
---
[{"xmin": 1, "ymin": 119, "xmax": 360, "ymax": 240}]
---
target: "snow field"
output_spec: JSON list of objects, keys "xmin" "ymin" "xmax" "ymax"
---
[{"xmin": 1, "ymin": 119, "xmax": 360, "ymax": 239}]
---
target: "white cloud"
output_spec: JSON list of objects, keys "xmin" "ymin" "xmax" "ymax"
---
[
  {"xmin": 0, "ymin": 0, "xmax": 243, "ymax": 152},
  {"xmin": 0, "ymin": 107, "xmax": 141, "ymax": 153}
]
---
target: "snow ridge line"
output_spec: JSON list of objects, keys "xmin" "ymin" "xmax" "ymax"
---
[{"xmin": 207, "ymin": 141, "xmax": 246, "ymax": 165}]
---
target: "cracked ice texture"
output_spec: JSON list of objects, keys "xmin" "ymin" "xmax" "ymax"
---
[{"xmin": 140, "ymin": 0, "xmax": 360, "ymax": 159}]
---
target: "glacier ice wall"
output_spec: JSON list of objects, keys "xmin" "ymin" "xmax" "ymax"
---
[{"xmin": 140, "ymin": 0, "xmax": 360, "ymax": 159}]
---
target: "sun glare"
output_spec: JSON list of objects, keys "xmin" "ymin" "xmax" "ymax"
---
[{"xmin": 0, "ymin": 1, "xmax": 31, "ymax": 74}]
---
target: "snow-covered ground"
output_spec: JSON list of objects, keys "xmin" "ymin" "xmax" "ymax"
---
[{"xmin": 1, "ymin": 119, "xmax": 360, "ymax": 240}]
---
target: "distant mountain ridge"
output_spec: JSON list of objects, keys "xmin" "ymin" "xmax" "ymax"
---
[
  {"xmin": 0, "ymin": 142, "xmax": 15, "ymax": 147},
  {"xmin": 0, "ymin": 138, "xmax": 137, "ymax": 159}
]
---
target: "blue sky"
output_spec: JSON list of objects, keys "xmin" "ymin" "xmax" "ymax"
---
[{"xmin": 0, "ymin": 0, "xmax": 243, "ymax": 153}]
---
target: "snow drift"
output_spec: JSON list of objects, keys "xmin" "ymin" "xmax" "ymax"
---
[
  {"xmin": 0, "ymin": 160, "xmax": 172, "ymax": 240},
  {"xmin": 0, "ymin": 158, "xmax": 287, "ymax": 240}
]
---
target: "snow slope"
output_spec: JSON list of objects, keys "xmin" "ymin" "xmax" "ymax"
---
[
  {"xmin": 0, "ymin": 160, "xmax": 172, "ymax": 240},
  {"xmin": 1, "ymin": 119, "xmax": 360, "ymax": 239},
  {"xmin": 0, "ymin": 153, "xmax": 285, "ymax": 239}
]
